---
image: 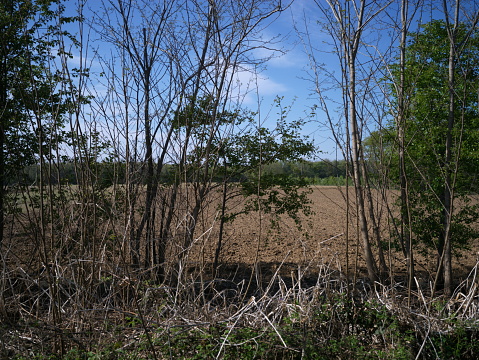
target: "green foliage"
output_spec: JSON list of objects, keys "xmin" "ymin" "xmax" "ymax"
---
[
  {"xmin": 0, "ymin": 0, "xmax": 87, "ymax": 177},
  {"xmin": 171, "ymin": 95, "xmax": 317, "ymax": 230},
  {"xmin": 405, "ymin": 191, "xmax": 479, "ymax": 254},
  {"xmin": 423, "ymin": 323, "xmax": 479, "ymax": 359},
  {"xmin": 384, "ymin": 20, "xmax": 479, "ymax": 256},
  {"xmin": 221, "ymin": 98, "xmax": 316, "ymax": 229},
  {"xmin": 308, "ymin": 175, "xmax": 352, "ymax": 186},
  {"xmin": 395, "ymin": 20, "xmax": 479, "ymax": 192},
  {"xmin": 363, "ymin": 128, "xmax": 397, "ymax": 186}
]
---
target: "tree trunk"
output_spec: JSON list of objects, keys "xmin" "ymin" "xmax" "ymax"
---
[
  {"xmin": 399, "ymin": 0, "xmax": 415, "ymax": 300},
  {"xmin": 441, "ymin": 0, "xmax": 459, "ymax": 295},
  {"xmin": 349, "ymin": 57, "xmax": 378, "ymax": 282},
  {"xmin": 213, "ymin": 170, "xmax": 228, "ymax": 277}
]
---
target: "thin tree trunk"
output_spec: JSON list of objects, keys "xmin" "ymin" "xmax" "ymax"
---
[
  {"xmin": 323, "ymin": 0, "xmax": 383, "ymax": 283},
  {"xmin": 398, "ymin": 0, "xmax": 415, "ymax": 301},
  {"xmin": 0, "ymin": 76, "xmax": 5, "ymax": 250},
  {"xmin": 441, "ymin": 0, "xmax": 459, "ymax": 295},
  {"xmin": 348, "ymin": 46, "xmax": 378, "ymax": 283},
  {"xmin": 213, "ymin": 168, "xmax": 228, "ymax": 277},
  {"xmin": 0, "ymin": 5, "xmax": 8, "ymax": 249},
  {"xmin": 361, "ymin": 157, "xmax": 387, "ymax": 275}
]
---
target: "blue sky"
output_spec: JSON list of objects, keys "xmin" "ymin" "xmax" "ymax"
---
[
  {"xmin": 243, "ymin": 1, "xmax": 344, "ymax": 160},
  {"xmin": 60, "ymin": 0, "xmax": 343, "ymax": 159},
  {"xmin": 217, "ymin": 1, "xmax": 337, "ymax": 160},
  {"xmin": 61, "ymin": 0, "xmax": 471, "ymax": 161},
  {"xmin": 245, "ymin": 0, "xmax": 477, "ymax": 160},
  {"xmin": 60, "ymin": 0, "xmax": 349, "ymax": 160}
]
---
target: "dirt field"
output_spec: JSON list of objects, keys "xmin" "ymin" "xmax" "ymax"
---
[
  {"xmin": 190, "ymin": 186, "xmax": 479, "ymax": 283},
  {"xmin": 4, "ymin": 185, "xmax": 478, "ymax": 285}
]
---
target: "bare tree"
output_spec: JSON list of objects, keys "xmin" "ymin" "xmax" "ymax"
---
[
  {"xmin": 90, "ymin": 0, "xmax": 288, "ymax": 283},
  {"xmin": 378, "ymin": 0, "xmax": 424, "ymax": 302},
  {"xmin": 305, "ymin": 0, "xmax": 391, "ymax": 282}
]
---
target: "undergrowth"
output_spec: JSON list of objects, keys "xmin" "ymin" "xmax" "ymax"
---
[{"xmin": 3, "ymin": 260, "xmax": 479, "ymax": 359}]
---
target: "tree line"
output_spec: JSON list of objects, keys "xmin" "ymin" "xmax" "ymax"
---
[{"xmin": 15, "ymin": 159, "xmax": 348, "ymax": 187}]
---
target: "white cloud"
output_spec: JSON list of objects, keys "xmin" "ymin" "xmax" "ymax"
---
[{"xmin": 232, "ymin": 66, "xmax": 288, "ymax": 106}]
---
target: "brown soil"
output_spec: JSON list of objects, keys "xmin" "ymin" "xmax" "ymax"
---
[
  {"xmin": 189, "ymin": 186, "xmax": 479, "ymax": 283},
  {"xmin": 4, "ymin": 186, "xmax": 478, "ymax": 285}
]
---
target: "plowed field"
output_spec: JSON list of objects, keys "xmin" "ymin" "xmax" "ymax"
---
[{"xmin": 190, "ymin": 186, "xmax": 479, "ymax": 283}]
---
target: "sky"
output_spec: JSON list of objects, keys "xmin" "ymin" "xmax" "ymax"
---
[
  {"xmin": 60, "ymin": 0, "xmax": 343, "ymax": 160},
  {"xmin": 241, "ymin": 0, "xmax": 348, "ymax": 160},
  {"xmin": 227, "ymin": 0, "xmax": 344, "ymax": 160},
  {"xmin": 60, "ymin": 0, "xmax": 471, "ymax": 161},
  {"xmin": 249, "ymin": 0, "xmax": 470, "ymax": 160}
]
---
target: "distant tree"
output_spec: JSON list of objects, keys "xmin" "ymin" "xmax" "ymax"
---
[{"xmin": 362, "ymin": 128, "xmax": 396, "ymax": 185}]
